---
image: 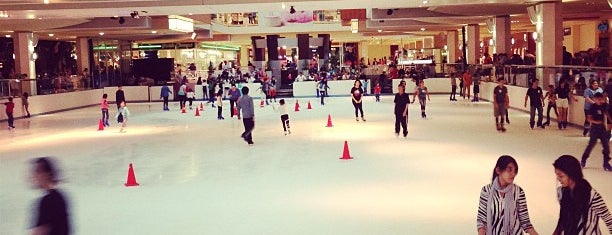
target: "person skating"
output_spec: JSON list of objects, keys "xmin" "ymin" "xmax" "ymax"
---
[
  {"xmin": 101, "ymin": 94, "xmax": 109, "ymax": 127},
  {"xmin": 216, "ymin": 90, "xmax": 224, "ymax": 120},
  {"xmin": 160, "ymin": 83, "xmax": 172, "ymax": 111},
  {"xmin": 580, "ymin": 92, "xmax": 612, "ymax": 171},
  {"xmin": 374, "ymin": 82, "xmax": 381, "ymax": 102},
  {"xmin": 237, "ymin": 87, "xmax": 255, "ymax": 145},
  {"xmin": 583, "ymin": 80, "xmax": 603, "ymax": 136},
  {"xmin": 186, "ymin": 87, "xmax": 195, "ymax": 110},
  {"xmin": 272, "ymin": 99, "xmax": 291, "ymax": 135},
  {"xmin": 116, "ymin": 101, "xmax": 130, "ymax": 133},
  {"xmin": 449, "ymin": 72, "xmax": 457, "ymax": 101},
  {"xmin": 494, "ymin": 79, "xmax": 509, "ymax": 132},
  {"xmin": 318, "ymin": 79, "xmax": 329, "ymax": 105},
  {"xmin": 22, "ymin": 92, "xmax": 30, "ymax": 118},
  {"xmin": 228, "ymin": 84, "xmax": 241, "ymax": 118},
  {"xmin": 543, "ymin": 84, "xmax": 558, "ymax": 127},
  {"xmin": 524, "ymin": 79, "xmax": 545, "ymax": 129},
  {"xmin": 115, "ymin": 86, "xmax": 125, "ymax": 110},
  {"xmin": 178, "ymin": 82, "xmax": 187, "ymax": 110},
  {"xmin": 351, "ymin": 80, "xmax": 366, "ymax": 121},
  {"xmin": 29, "ymin": 157, "xmax": 71, "ymax": 235},
  {"xmin": 412, "ymin": 80, "xmax": 430, "ymax": 118},
  {"xmin": 462, "ymin": 70, "xmax": 472, "ymax": 100},
  {"xmin": 477, "ymin": 155, "xmax": 539, "ymax": 235},
  {"xmin": 394, "ymin": 84, "xmax": 410, "ymax": 137},
  {"xmin": 472, "ymin": 68, "xmax": 481, "ymax": 102},
  {"xmin": 555, "ymin": 80, "xmax": 576, "ymax": 129},
  {"xmin": 552, "ymin": 155, "xmax": 612, "ymax": 234},
  {"xmin": 4, "ymin": 97, "xmax": 15, "ymax": 129}
]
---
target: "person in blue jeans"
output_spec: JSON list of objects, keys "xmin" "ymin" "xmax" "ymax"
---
[
  {"xmin": 160, "ymin": 83, "xmax": 172, "ymax": 111},
  {"xmin": 583, "ymin": 80, "xmax": 603, "ymax": 136},
  {"xmin": 228, "ymin": 84, "xmax": 241, "ymax": 118},
  {"xmin": 580, "ymin": 92, "xmax": 612, "ymax": 171},
  {"xmin": 524, "ymin": 79, "xmax": 545, "ymax": 129}
]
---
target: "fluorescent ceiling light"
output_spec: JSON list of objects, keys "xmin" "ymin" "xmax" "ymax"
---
[{"xmin": 168, "ymin": 17, "xmax": 194, "ymax": 33}]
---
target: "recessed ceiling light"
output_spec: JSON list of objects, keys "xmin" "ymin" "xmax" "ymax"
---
[
  {"xmin": 423, "ymin": 0, "xmax": 429, "ymax": 3},
  {"xmin": 43, "ymin": 0, "xmax": 49, "ymax": 4},
  {"xmin": 38, "ymin": 17, "xmax": 42, "ymax": 20},
  {"xmin": 0, "ymin": 11, "xmax": 8, "ymax": 18},
  {"xmin": 99, "ymin": 32, "xmax": 105, "ymax": 36},
  {"xmin": 420, "ymin": 27, "xmax": 426, "ymax": 31},
  {"xmin": 151, "ymin": 31, "xmax": 157, "ymax": 34},
  {"xmin": 378, "ymin": 29, "xmax": 382, "ymax": 32},
  {"xmin": 5, "ymin": 35, "xmax": 11, "ymax": 38},
  {"xmin": 188, "ymin": 13, "xmax": 193, "ymax": 15},
  {"xmin": 48, "ymin": 33, "xmax": 54, "ymax": 37}
]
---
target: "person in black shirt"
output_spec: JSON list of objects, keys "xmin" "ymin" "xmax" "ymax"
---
[
  {"xmin": 555, "ymin": 80, "xmax": 575, "ymax": 129},
  {"xmin": 31, "ymin": 157, "xmax": 71, "ymax": 235},
  {"xmin": 115, "ymin": 86, "xmax": 125, "ymax": 110},
  {"xmin": 394, "ymin": 84, "xmax": 411, "ymax": 137},
  {"xmin": 493, "ymin": 79, "xmax": 509, "ymax": 132},
  {"xmin": 580, "ymin": 92, "xmax": 612, "ymax": 171},
  {"xmin": 603, "ymin": 78, "xmax": 612, "ymax": 103},
  {"xmin": 351, "ymin": 80, "xmax": 365, "ymax": 122},
  {"xmin": 524, "ymin": 79, "xmax": 545, "ymax": 129}
]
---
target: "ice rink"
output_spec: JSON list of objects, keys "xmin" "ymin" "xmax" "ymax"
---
[{"xmin": 1, "ymin": 95, "xmax": 611, "ymax": 234}]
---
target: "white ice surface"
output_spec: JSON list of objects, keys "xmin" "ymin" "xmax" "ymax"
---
[{"xmin": 1, "ymin": 95, "xmax": 611, "ymax": 235}]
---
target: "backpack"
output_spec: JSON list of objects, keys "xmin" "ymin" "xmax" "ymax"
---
[{"xmin": 117, "ymin": 113, "xmax": 124, "ymax": 123}]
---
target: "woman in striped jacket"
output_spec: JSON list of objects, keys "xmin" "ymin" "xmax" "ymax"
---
[
  {"xmin": 477, "ymin": 155, "xmax": 539, "ymax": 235},
  {"xmin": 553, "ymin": 155, "xmax": 612, "ymax": 235}
]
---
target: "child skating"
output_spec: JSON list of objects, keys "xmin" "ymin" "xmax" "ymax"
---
[
  {"xmin": 412, "ymin": 80, "xmax": 430, "ymax": 118},
  {"xmin": 187, "ymin": 88, "xmax": 195, "ymax": 110},
  {"xmin": 272, "ymin": 99, "xmax": 291, "ymax": 135},
  {"xmin": 116, "ymin": 101, "xmax": 130, "ymax": 133},
  {"xmin": 374, "ymin": 83, "xmax": 381, "ymax": 102},
  {"xmin": 101, "ymin": 94, "xmax": 109, "ymax": 127},
  {"xmin": 216, "ymin": 90, "xmax": 224, "ymax": 120},
  {"xmin": 4, "ymin": 97, "xmax": 15, "ymax": 129},
  {"xmin": 543, "ymin": 84, "xmax": 558, "ymax": 127}
]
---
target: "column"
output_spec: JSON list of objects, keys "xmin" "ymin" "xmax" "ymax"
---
[
  {"xmin": 493, "ymin": 16, "xmax": 511, "ymax": 55},
  {"xmin": 75, "ymin": 37, "xmax": 90, "ymax": 75},
  {"xmin": 13, "ymin": 32, "xmax": 36, "ymax": 95},
  {"xmin": 446, "ymin": 30, "xmax": 458, "ymax": 64},
  {"xmin": 239, "ymin": 45, "xmax": 249, "ymax": 69},
  {"xmin": 266, "ymin": 35, "xmax": 281, "ymax": 85},
  {"xmin": 296, "ymin": 34, "xmax": 312, "ymax": 74},
  {"xmin": 317, "ymin": 34, "xmax": 330, "ymax": 71},
  {"xmin": 465, "ymin": 24, "xmax": 480, "ymax": 65},
  {"xmin": 534, "ymin": 1, "xmax": 562, "ymax": 87},
  {"xmin": 250, "ymin": 36, "xmax": 265, "ymax": 69}
]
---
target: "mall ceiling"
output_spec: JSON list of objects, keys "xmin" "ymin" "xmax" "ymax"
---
[{"xmin": 0, "ymin": 0, "xmax": 610, "ymax": 44}]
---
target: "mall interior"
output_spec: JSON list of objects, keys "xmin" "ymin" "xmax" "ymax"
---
[{"xmin": 1, "ymin": 0, "xmax": 612, "ymax": 234}]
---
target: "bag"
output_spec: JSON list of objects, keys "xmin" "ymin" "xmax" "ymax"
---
[{"xmin": 117, "ymin": 113, "xmax": 124, "ymax": 123}]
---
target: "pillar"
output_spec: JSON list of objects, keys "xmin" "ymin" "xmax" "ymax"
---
[
  {"xmin": 250, "ymin": 36, "xmax": 265, "ymax": 70},
  {"xmin": 296, "ymin": 34, "xmax": 312, "ymax": 74},
  {"xmin": 465, "ymin": 24, "xmax": 480, "ymax": 65},
  {"xmin": 317, "ymin": 34, "xmax": 330, "ymax": 71},
  {"xmin": 239, "ymin": 45, "xmax": 249, "ymax": 69},
  {"xmin": 266, "ymin": 35, "xmax": 281, "ymax": 85},
  {"xmin": 76, "ymin": 37, "xmax": 90, "ymax": 76},
  {"xmin": 493, "ymin": 16, "xmax": 511, "ymax": 55},
  {"xmin": 13, "ymin": 32, "xmax": 36, "ymax": 95},
  {"xmin": 534, "ymin": 1, "xmax": 562, "ymax": 87},
  {"xmin": 446, "ymin": 30, "xmax": 459, "ymax": 63}
]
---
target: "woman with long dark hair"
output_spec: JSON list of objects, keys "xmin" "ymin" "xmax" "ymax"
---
[
  {"xmin": 552, "ymin": 155, "xmax": 612, "ymax": 235},
  {"xmin": 351, "ymin": 80, "xmax": 365, "ymax": 122},
  {"xmin": 477, "ymin": 155, "xmax": 539, "ymax": 235}
]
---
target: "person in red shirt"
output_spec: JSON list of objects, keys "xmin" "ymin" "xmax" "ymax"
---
[
  {"xmin": 374, "ymin": 83, "xmax": 382, "ymax": 102},
  {"xmin": 4, "ymin": 97, "xmax": 15, "ymax": 129}
]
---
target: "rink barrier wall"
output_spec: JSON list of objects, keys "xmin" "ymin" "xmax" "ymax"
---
[{"xmin": 0, "ymin": 83, "xmax": 588, "ymax": 126}]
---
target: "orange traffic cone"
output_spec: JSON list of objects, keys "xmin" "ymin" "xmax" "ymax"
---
[
  {"xmin": 195, "ymin": 108, "xmax": 200, "ymax": 116},
  {"xmin": 260, "ymin": 99, "xmax": 265, "ymax": 108},
  {"xmin": 233, "ymin": 107, "xmax": 238, "ymax": 116},
  {"xmin": 124, "ymin": 163, "xmax": 139, "ymax": 187},
  {"xmin": 326, "ymin": 114, "xmax": 333, "ymax": 127},
  {"xmin": 340, "ymin": 141, "xmax": 353, "ymax": 160},
  {"xmin": 307, "ymin": 100, "xmax": 312, "ymax": 110},
  {"xmin": 294, "ymin": 100, "xmax": 300, "ymax": 112},
  {"xmin": 199, "ymin": 102, "xmax": 204, "ymax": 111},
  {"xmin": 97, "ymin": 119, "xmax": 105, "ymax": 131}
]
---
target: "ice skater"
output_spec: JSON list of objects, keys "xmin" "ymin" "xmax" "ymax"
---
[
  {"xmin": 583, "ymin": 80, "xmax": 603, "ymax": 136},
  {"xmin": 4, "ymin": 97, "xmax": 15, "ymax": 129},
  {"xmin": 412, "ymin": 80, "xmax": 430, "ymax": 118},
  {"xmin": 160, "ymin": 83, "xmax": 172, "ymax": 111},
  {"xmin": 272, "ymin": 99, "xmax": 291, "ymax": 135},
  {"xmin": 543, "ymin": 84, "xmax": 558, "ymax": 127},
  {"xmin": 187, "ymin": 87, "xmax": 195, "ymax": 110},
  {"xmin": 374, "ymin": 82, "xmax": 381, "ymax": 102},
  {"xmin": 351, "ymin": 80, "xmax": 366, "ymax": 121},
  {"xmin": 216, "ymin": 90, "xmax": 224, "ymax": 120},
  {"xmin": 462, "ymin": 70, "xmax": 472, "ymax": 100},
  {"xmin": 22, "ymin": 92, "xmax": 30, "ymax": 118},
  {"xmin": 29, "ymin": 157, "xmax": 71, "ymax": 235},
  {"xmin": 178, "ymin": 82, "xmax": 187, "ymax": 110},
  {"xmin": 555, "ymin": 80, "xmax": 575, "ymax": 129},
  {"xmin": 228, "ymin": 84, "xmax": 241, "ymax": 118},
  {"xmin": 449, "ymin": 72, "xmax": 457, "ymax": 101},
  {"xmin": 552, "ymin": 155, "xmax": 612, "ymax": 234},
  {"xmin": 472, "ymin": 69, "xmax": 481, "ymax": 102},
  {"xmin": 318, "ymin": 79, "xmax": 329, "ymax": 105},
  {"xmin": 116, "ymin": 101, "xmax": 130, "ymax": 133},
  {"xmin": 477, "ymin": 155, "xmax": 539, "ymax": 235},
  {"xmin": 493, "ymin": 79, "xmax": 509, "ymax": 132},
  {"xmin": 237, "ymin": 87, "xmax": 255, "ymax": 145},
  {"xmin": 115, "ymin": 86, "xmax": 125, "ymax": 110},
  {"xmin": 580, "ymin": 92, "xmax": 612, "ymax": 171},
  {"xmin": 101, "ymin": 94, "xmax": 109, "ymax": 127},
  {"xmin": 524, "ymin": 79, "xmax": 545, "ymax": 129},
  {"xmin": 394, "ymin": 84, "xmax": 410, "ymax": 137}
]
